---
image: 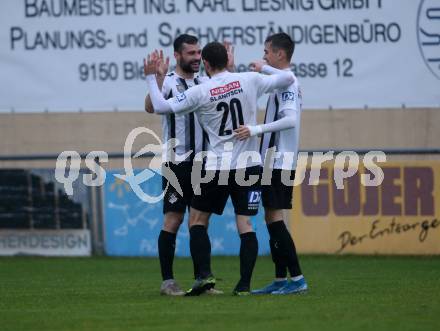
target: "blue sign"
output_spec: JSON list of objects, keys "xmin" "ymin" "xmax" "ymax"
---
[{"xmin": 103, "ymin": 169, "xmax": 270, "ymax": 256}]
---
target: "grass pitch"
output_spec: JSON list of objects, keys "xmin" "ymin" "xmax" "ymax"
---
[{"xmin": 1, "ymin": 255, "xmax": 439, "ymax": 331}]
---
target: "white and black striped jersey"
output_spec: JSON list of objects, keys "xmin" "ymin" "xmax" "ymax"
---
[
  {"xmin": 160, "ymin": 71, "xmax": 209, "ymax": 162},
  {"xmin": 165, "ymin": 70, "xmax": 294, "ymax": 170},
  {"xmin": 260, "ymin": 70, "xmax": 303, "ymax": 170}
]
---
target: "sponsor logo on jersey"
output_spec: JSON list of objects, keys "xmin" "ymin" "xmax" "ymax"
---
[
  {"xmin": 176, "ymin": 92, "xmax": 186, "ymax": 102},
  {"xmin": 210, "ymin": 81, "xmax": 241, "ymax": 96},
  {"xmin": 248, "ymin": 190, "xmax": 261, "ymax": 210},
  {"xmin": 282, "ymin": 91, "xmax": 295, "ymax": 101}
]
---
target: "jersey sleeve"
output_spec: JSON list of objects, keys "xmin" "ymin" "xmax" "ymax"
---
[
  {"xmin": 276, "ymin": 84, "xmax": 299, "ymax": 118},
  {"xmin": 166, "ymin": 84, "xmax": 205, "ymax": 115},
  {"xmin": 247, "ymin": 85, "xmax": 299, "ymax": 137},
  {"xmin": 251, "ymin": 70, "xmax": 295, "ymax": 97}
]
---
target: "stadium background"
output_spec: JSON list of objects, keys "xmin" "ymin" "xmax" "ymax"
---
[{"xmin": 0, "ymin": 1, "xmax": 439, "ymax": 330}]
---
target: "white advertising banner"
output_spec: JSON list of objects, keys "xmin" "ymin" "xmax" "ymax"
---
[
  {"xmin": 0, "ymin": 0, "xmax": 439, "ymax": 112},
  {"xmin": 0, "ymin": 230, "xmax": 92, "ymax": 256}
]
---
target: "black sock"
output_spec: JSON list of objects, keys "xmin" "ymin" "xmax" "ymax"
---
[
  {"xmin": 267, "ymin": 223, "xmax": 288, "ymax": 278},
  {"xmin": 158, "ymin": 230, "xmax": 177, "ymax": 281},
  {"xmin": 269, "ymin": 238, "xmax": 288, "ymax": 279},
  {"xmin": 238, "ymin": 232, "xmax": 258, "ymax": 288},
  {"xmin": 189, "ymin": 225, "xmax": 212, "ymax": 279},
  {"xmin": 268, "ymin": 221, "xmax": 302, "ymax": 277},
  {"xmin": 193, "ymin": 255, "xmax": 200, "ymax": 280}
]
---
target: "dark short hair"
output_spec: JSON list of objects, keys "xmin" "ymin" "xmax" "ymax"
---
[
  {"xmin": 201, "ymin": 42, "xmax": 228, "ymax": 70},
  {"xmin": 265, "ymin": 33, "xmax": 295, "ymax": 61},
  {"xmin": 173, "ymin": 34, "xmax": 199, "ymax": 53}
]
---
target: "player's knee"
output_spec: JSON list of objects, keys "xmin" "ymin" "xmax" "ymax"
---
[
  {"xmin": 188, "ymin": 208, "xmax": 210, "ymax": 228},
  {"xmin": 163, "ymin": 212, "xmax": 184, "ymax": 233},
  {"xmin": 264, "ymin": 208, "xmax": 283, "ymax": 223},
  {"xmin": 235, "ymin": 215, "xmax": 254, "ymax": 234}
]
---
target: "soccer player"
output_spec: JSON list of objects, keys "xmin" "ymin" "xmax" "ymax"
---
[
  {"xmin": 234, "ymin": 33, "xmax": 308, "ymax": 294},
  {"xmin": 144, "ymin": 34, "xmax": 208, "ymax": 296},
  {"xmin": 144, "ymin": 42, "xmax": 295, "ymax": 295}
]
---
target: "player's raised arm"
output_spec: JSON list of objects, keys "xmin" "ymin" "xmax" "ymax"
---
[
  {"xmin": 223, "ymin": 41, "xmax": 235, "ymax": 72},
  {"xmin": 255, "ymin": 64, "xmax": 295, "ymax": 95},
  {"xmin": 234, "ymin": 60, "xmax": 297, "ymax": 140},
  {"xmin": 250, "ymin": 60, "xmax": 287, "ymax": 75},
  {"xmin": 144, "ymin": 52, "xmax": 171, "ymax": 114},
  {"xmin": 144, "ymin": 52, "xmax": 202, "ymax": 115},
  {"xmin": 144, "ymin": 50, "xmax": 169, "ymax": 113},
  {"xmin": 234, "ymin": 85, "xmax": 298, "ymax": 140}
]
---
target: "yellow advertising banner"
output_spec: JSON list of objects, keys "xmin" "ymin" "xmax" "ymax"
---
[{"xmin": 290, "ymin": 161, "xmax": 440, "ymax": 255}]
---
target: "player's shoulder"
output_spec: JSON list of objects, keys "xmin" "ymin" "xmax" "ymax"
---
[
  {"xmin": 162, "ymin": 71, "xmax": 177, "ymax": 87},
  {"xmin": 195, "ymin": 75, "xmax": 209, "ymax": 83},
  {"xmin": 282, "ymin": 71, "xmax": 300, "ymax": 92},
  {"xmin": 240, "ymin": 71, "xmax": 259, "ymax": 78},
  {"xmin": 275, "ymin": 73, "xmax": 298, "ymax": 101},
  {"xmin": 234, "ymin": 71, "xmax": 260, "ymax": 85},
  {"xmin": 291, "ymin": 71, "xmax": 300, "ymax": 88}
]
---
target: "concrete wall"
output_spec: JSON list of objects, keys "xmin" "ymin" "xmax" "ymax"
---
[{"xmin": 1, "ymin": 108, "xmax": 439, "ymax": 168}]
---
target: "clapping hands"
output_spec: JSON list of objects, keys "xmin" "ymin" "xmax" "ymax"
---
[{"xmin": 144, "ymin": 49, "xmax": 170, "ymax": 77}]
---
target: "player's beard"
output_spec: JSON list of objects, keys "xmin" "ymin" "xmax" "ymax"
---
[{"xmin": 180, "ymin": 59, "xmax": 200, "ymax": 74}]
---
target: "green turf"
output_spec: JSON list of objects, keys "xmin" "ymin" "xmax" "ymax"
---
[{"xmin": 1, "ymin": 256, "xmax": 439, "ymax": 331}]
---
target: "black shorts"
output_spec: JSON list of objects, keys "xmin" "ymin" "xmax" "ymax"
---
[
  {"xmin": 262, "ymin": 169, "xmax": 295, "ymax": 210},
  {"xmin": 191, "ymin": 166, "xmax": 262, "ymax": 216},
  {"xmin": 162, "ymin": 161, "xmax": 194, "ymax": 214}
]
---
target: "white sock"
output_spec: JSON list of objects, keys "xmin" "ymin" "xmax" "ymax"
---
[
  {"xmin": 275, "ymin": 278, "xmax": 287, "ymax": 282},
  {"xmin": 291, "ymin": 275, "xmax": 304, "ymax": 282}
]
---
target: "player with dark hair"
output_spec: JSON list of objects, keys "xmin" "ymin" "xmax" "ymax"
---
[
  {"xmin": 145, "ymin": 35, "xmax": 234, "ymax": 296},
  {"xmin": 144, "ymin": 34, "xmax": 211, "ymax": 296},
  {"xmin": 235, "ymin": 32, "xmax": 308, "ymax": 294},
  {"xmin": 144, "ymin": 41, "xmax": 295, "ymax": 295}
]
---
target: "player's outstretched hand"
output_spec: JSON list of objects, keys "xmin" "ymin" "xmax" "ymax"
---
[
  {"xmin": 234, "ymin": 125, "xmax": 251, "ymax": 140},
  {"xmin": 249, "ymin": 60, "xmax": 266, "ymax": 73},
  {"xmin": 156, "ymin": 50, "xmax": 170, "ymax": 77},
  {"xmin": 143, "ymin": 50, "xmax": 160, "ymax": 76},
  {"xmin": 224, "ymin": 41, "xmax": 235, "ymax": 72}
]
